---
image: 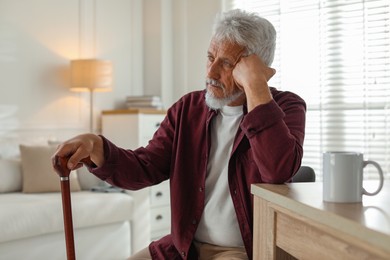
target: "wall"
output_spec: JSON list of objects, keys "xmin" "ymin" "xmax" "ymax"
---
[
  {"xmin": 143, "ymin": 0, "xmax": 221, "ymax": 106},
  {"xmin": 0, "ymin": 0, "xmax": 221, "ymax": 157}
]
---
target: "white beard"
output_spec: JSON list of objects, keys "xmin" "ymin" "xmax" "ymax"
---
[{"xmin": 205, "ymin": 89, "xmax": 244, "ymax": 110}]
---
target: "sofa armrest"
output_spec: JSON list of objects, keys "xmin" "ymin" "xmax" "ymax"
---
[{"xmin": 125, "ymin": 188, "xmax": 151, "ymax": 254}]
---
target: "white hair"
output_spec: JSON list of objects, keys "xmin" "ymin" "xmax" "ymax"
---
[{"xmin": 211, "ymin": 9, "xmax": 276, "ymax": 66}]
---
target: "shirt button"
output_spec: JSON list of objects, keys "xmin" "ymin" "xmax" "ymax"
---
[
  {"xmin": 234, "ymin": 190, "xmax": 237, "ymax": 195},
  {"xmin": 181, "ymin": 251, "xmax": 186, "ymax": 257},
  {"xmin": 199, "ymin": 187, "xmax": 203, "ymax": 192},
  {"xmin": 192, "ymin": 219, "xmax": 197, "ymax": 225}
]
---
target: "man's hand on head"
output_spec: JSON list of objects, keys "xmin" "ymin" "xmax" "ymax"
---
[{"xmin": 233, "ymin": 54, "xmax": 276, "ymax": 111}]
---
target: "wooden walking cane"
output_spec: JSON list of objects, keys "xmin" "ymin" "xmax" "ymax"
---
[{"xmin": 53, "ymin": 156, "xmax": 76, "ymax": 260}]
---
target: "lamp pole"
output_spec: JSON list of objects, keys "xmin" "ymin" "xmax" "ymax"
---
[
  {"xmin": 69, "ymin": 59, "xmax": 113, "ymax": 133},
  {"xmin": 89, "ymin": 89, "xmax": 94, "ymax": 133}
]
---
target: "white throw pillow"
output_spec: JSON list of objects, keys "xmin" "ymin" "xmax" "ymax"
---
[
  {"xmin": 19, "ymin": 144, "xmax": 81, "ymax": 193},
  {"xmin": 0, "ymin": 158, "xmax": 22, "ymax": 193},
  {"xmin": 77, "ymin": 166, "xmax": 102, "ymax": 190}
]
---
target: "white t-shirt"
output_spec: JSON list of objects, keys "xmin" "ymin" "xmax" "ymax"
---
[{"xmin": 194, "ymin": 105, "xmax": 244, "ymax": 247}]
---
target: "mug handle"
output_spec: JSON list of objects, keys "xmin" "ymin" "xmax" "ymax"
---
[{"xmin": 362, "ymin": 160, "xmax": 384, "ymax": 196}]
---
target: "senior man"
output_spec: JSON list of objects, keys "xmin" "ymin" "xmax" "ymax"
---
[{"xmin": 53, "ymin": 9, "xmax": 306, "ymax": 260}]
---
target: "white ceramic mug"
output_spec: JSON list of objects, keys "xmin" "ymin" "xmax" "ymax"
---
[{"xmin": 323, "ymin": 151, "xmax": 384, "ymax": 203}]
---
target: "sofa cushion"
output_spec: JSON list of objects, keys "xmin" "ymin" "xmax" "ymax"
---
[
  {"xmin": 0, "ymin": 158, "xmax": 22, "ymax": 193},
  {"xmin": 0, "ymin": 191, "xmax": 133, "ymax": 243},
  {"xmin": 77, "ymin": 166, "xmax": 103, "ymax": 190},
  {"xmin": 19, "ymin": 145, "xmax": 81, "ymax": 193}
]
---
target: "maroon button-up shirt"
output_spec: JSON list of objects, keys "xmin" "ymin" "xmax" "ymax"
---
[{"xmin": 91, "ymin": 88, "xmax": 306, "ymax": 259}]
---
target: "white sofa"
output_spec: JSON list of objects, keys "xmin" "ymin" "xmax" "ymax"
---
[{"xmin": 0, "ymin": 148, "xmax": 151, "ymax": 260}]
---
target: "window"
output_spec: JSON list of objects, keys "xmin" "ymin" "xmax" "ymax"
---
[{"xmin": 226, "ymin": 0, "xmax": 390, "ymax": 179}]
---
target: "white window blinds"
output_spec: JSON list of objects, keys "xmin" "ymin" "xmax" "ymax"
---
[{"xmin": 227, "ymin": 0, "xmax": 390, "ymax": 179}]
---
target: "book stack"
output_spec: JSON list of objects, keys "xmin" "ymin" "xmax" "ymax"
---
[{"xmin": 125, "ymin": 95, "xmax": 163, "ymax": 109}]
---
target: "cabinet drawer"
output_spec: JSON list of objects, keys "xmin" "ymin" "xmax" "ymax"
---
[
  {"xmin": 150, "ymin": 181, "xmax": 170, "ymax": 207},
  {"xmin": 151, "ymin": 205, "xmax": 171, "ymax": 232}
]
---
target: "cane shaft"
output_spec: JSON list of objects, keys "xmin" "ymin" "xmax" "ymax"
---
[{"xmin": 60, "ymin": 179, "xmax": 76, "ymax": 260}]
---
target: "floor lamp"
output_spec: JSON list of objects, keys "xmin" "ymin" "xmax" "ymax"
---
[
  {"xmin": 70, "ymin": 59, "xmax": 113, "ymax": 190},
  {"xmin": 70, "ymin": 59, "xmax": 113, "ymax": 133}
]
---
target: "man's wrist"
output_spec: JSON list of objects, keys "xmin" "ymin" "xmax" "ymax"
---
[
  {"xmin": 245, "ymin": 85, "xmax": 272, "ymax": 111},
  {"xmin": 90, "ymin": 135, "xmax": 105, "ymax": 167}
]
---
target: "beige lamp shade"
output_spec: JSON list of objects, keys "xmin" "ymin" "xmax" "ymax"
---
[{"xmin": 70, "ymin": 59, "xmax": 113, "ymax": 92}]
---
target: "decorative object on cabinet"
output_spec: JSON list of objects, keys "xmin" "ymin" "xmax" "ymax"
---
[
  {"xmin": 70, "ymin": 59, "xmax": 113, "ymax": 132},
  {"xmin": 125, "ymin": 95, "xmax": 163, "ymax": 109},
  {"xmin": 101, "ymin": 109, "xmax": 170, "ymax": 241}
]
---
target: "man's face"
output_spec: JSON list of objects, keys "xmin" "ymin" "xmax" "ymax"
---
[{"xmin": 205, "ymin": 39, "xmax": 246, "ymax": 108}]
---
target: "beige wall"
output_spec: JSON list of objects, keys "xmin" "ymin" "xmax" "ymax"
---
[
  {"xmin": 0, "ymin": 0, "xmax": 222, "ymax": 156},
  {"xmin": 143, "ymin": 0, "xmax": 221, "ymax": 106}
]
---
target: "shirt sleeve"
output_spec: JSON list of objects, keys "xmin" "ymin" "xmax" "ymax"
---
[
  {"xmin": 88, "ymin": 112, "xmax": 175, "ymax": 190},
  {"xmin": 240, "ymin": 91, "xmax": 306, "ymax": 183}
]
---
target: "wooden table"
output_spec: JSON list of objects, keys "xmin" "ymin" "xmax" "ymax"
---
[{"xmin": 251, "ymin": 181, "xmax": 390, "ymax": 260}]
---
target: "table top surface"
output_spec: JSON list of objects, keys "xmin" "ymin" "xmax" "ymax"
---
[{"xmin": 251, "ymin": 181, "xmax": 390, "ymax": 250}]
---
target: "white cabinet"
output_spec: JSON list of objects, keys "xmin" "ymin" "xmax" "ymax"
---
[
  {"xmin": 150, "ymin": 182, "xmax": 171, "ymax": 239},
  {"xmin": 101, "ymin": 109, "xmax": 171, "ymax": 241},
  {"xmin": 101, "ymin": 109, "xmax": 164, "ymax": 149}
]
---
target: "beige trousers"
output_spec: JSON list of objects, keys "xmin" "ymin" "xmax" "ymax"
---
[{"xmin": 128, "ymin": 242, "xmax": 248, "ymax": 260}]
